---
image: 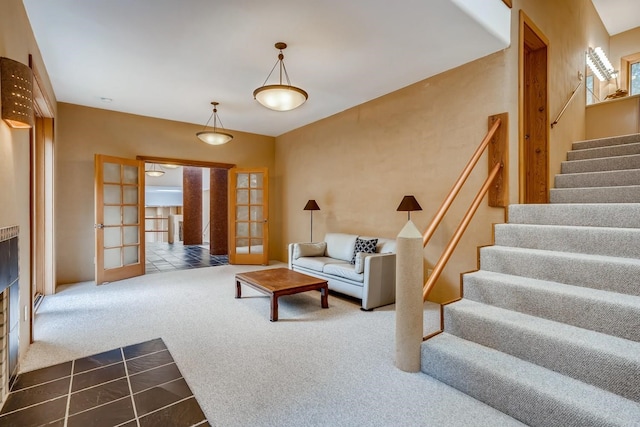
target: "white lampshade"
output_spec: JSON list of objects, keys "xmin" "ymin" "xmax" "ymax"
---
[
  {"xmin": 196, "ymin": 131, "xmax": 234, "ymax": 145},
  {"xmin": 196, "ymin": 101, "xmax": 233, "ymax": 145},
  {"xmin": 253, "ymin": 85, "xmax": 308, "ymax": 111}
]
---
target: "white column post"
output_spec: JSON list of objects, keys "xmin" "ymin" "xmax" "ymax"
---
[{"xmin": 395, "ymin": 220, "xmax": 424, "ymax": 372}]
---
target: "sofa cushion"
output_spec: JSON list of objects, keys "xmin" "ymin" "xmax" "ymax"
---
[
  {"xmin": 324, "ymin": 233, "xmax": 358, "ymax": 262},
  {"xmin": 292, "ymin": 242, "xmax": 326, "ymax": 259},
  {"xmin": 323, "ymin": 263, "xmax": 364, "ymax": 283},
  {"xmin": 354, "ymin": 252, "xmax": 367, "ymax": 274},
  {"xmin": 360, "ymin": 236, "xmax": 396, "ymax": 253},
  {"xmin": 292, "ymin": 256, "xmax": 343, "ymax": 273},
  {"xmin": 350, "ymin": 237, "xmax": 378, "ymax": 264}
]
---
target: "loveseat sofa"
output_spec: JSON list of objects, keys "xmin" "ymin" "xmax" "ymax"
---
[{"xmin": 287, "ymin": 233, "xmax": 396, "ymax": 310}]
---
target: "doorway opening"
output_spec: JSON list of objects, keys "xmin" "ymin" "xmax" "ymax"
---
[
  {"xmin": 139, "ymin": 156, "xmax": 235, "ymax": 274},
  {"xmin": 519, "ymin": 12, "xmax": 549, "ymax": 204}
]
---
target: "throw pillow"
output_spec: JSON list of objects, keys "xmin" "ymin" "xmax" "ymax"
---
[
  {"xmin": 354, "ymin": 252, "xmax": 367, "ymax": 274},
  {"xmin": 293, "ymin": 242, "xmax": 327, "ymax": 259},
  {"xmin": 351, "ymin": 237, "xmax": 377, "ymax": 264}
]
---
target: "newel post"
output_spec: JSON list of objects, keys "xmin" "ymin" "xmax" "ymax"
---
[{"xmin": 395, "ymin": 220, "xmax": 424, "ymax": 372}]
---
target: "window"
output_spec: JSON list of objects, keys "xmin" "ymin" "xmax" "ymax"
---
[
  {"xmin": 586, "ymin": 74, "xmax": 595, "ymax": 105},
  {"xmin": 631, "ymin": 61, "xmax": 640, "ymax": 96}
]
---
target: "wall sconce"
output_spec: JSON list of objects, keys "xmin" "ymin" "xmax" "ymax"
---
[
  {"xmin": 396, "ymin": 195, "xmax": 422, "ymax": 220},
  {"xmin": 1, "ymin": 57, "xmax": 34, "ymax": 129},
  {"xmin": 586, "ymin": 47, "xmax": 617, "ymax": 82},
  {"xmin": 303, "ymin": 200, "xmax": 320, "ymax": 242}
]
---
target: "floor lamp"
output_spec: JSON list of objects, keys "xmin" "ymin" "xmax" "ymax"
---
[{"xmin": 303, "ymin": 200, "xmax": 320, "ymax": 242}]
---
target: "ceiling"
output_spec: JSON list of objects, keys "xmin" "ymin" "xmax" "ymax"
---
[
  {"xmin": 22, "ymin": 1, "xmax": 639, "ymax": 138},
  {"xmin": 22, "ymin": 0, "xmax": 509, "ymax": 137},
  {"xmin": 591, "ymin": 0, "xmax": 640, "ymax": 36}
]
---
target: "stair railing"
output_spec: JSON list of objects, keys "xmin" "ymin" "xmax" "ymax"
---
[
  {"xmin": 422, "ymin": 113, "xmax": 508, "ymax": 302},
  {"xmin": 551, "ymin": 79, "xmax": 583, "ymax": 128}
]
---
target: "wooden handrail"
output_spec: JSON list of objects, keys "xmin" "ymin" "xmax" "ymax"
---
[
  {"xmin": 422, "ymin": 118, "xmax": 502, "ymax": 247},
  {"xmin": 423, "ymin": 161, "xmax": 503, "ymax": 301},
  {"xmin": 551, "ymin": 80, "xmax": 583, "ymax": 128}
]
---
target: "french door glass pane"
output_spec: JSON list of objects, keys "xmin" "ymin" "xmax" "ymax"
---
[
  {"xmin": 236, "ymin": 206, "xmax": 249, "ymax": 221},
  {"xmin": 123, "ymin": 166, "xmax": 138, "ymax": 184},
  {"xmin": 104, "ymin": 163, "xmax": 120, "ymax": 183},
  {"xmin": 237, "ymin": 173, "xmax": 249, "ymax": 188},
  {"xmin": 250, "ymin": 206, "xmax": 262, "ymax": 221},
  {"xmin": 250, "ymin": 222, "xmax": 263, "ymax": 238},
  {"xmin": 123, "ymin": 246, "xmax": 139, "ymax": 265},
  {"xmin": 250, "ymin": 173, "xmax": 262, "ymax": 188},
  {"xmin": 250, "ymin": 189, "xmax": 262, "ymax": 204},
  {"xmin": 123, "ymin": 186, "xmax": 138, "ymax": 204},
  {"xmin": 252, "ymin": 238, "xmax": 263, "ymax": 253},
  {"xmin": 237, "ymin": 189, "xmax": 249, "ymax": 204},
  {"xmin": 104, "ymin": 206, "xmax": 121, "ymax": 226},
  {"xmin": 123, "ymin": 206, "xmax": 138, "ymax": 225},
  {"xmin": 237, "ymin": 223, "xmax": 249, "ymax": 238},
  {"xmin": 104, "ymin": 227, "xmax": 121, "ymax": 247},
  {"xmin": 104, "ymin": 185, "xmax": 121, "ymax": 204},
  {"xmin": 123, "ymin": 226, "xmax": 139, "ymax": 245},
  {"xmin": 104, "ymin": 248, "xmax": 122, "ymax": 269}
]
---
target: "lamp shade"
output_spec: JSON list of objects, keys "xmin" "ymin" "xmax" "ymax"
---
[
  {"xmin": 1, "ymin": 57, "xmax": 34, "ymax": 129},
  {"xmin": 396, "ymin": 195, "xmax": 422, "ymax": 212},
  {"xmin": 303, "ymin": 200, "xmax": 320, "ymax": 211},
  {"xmin": 196, "ymin": 130, "xmax": 233, "ymax": 145},
  {"xmin": 254, "ymin": 85, "xmax": 308, "ymax": 112}
]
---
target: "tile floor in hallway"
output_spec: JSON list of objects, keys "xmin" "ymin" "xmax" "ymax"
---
[
  {"xmin": 146, "ymin": 242, "xmax": 228, "ymax": 274},
  {"xmin": 0, "ymin": 338, "xmax": 209, "ymax": 427}
]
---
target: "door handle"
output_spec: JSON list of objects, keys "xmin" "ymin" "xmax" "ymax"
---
[{"xmin": 94, "ymin": 224, "xmax": 104, "ymax": 229}]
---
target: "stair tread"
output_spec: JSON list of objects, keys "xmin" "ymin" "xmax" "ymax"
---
[
  {"xmin": 573, "ymin": 133, "xmax": 640, "ymax": 150},
  {"xmin": 422, "ymin": 333, "xmax": 640, "ymax": 427},
  {"xmin": 508, "ymin": 203, "xmax": 640, "ymax": 228},
  {"xmin": 466, "ymin": 269, "xmax": 640, "ymax": 308},
  {"xmin": 494, "ymin": 223, "xmax": 640, "ymax": 258},
  {"xmin": 568, "ymin": 141, "xmax": 640, "ymax": 160},
  {"xmin": 483, "ymin": 244, "xmax": 640, "ymax": 266},
  {"xmin": 445, "ymin": 299, "xmax": 640, "ymax": 359}
]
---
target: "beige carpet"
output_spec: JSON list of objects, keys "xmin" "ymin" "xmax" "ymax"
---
[{"xmin": 22, "ymin": 263, "xmax": 525, "ymax": 426}]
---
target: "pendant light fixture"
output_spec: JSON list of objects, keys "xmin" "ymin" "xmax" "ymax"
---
[
  {"xmin": 145, "ymin": 163, "xmax": 165, "ymax": 177},
  {"xmin": 253, "ymin": 42, "xmax": 308, "ymax": 112},
  {"xmin": 196, "ymin": 101, "xmax": 233, "ymax": 145}
]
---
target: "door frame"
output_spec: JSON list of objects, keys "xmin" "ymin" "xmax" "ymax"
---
[
  {"xmin": 136, "ymin": 156, "xmax": 235, "ymax": 254},
  {"xmin": 519, "ymin": 11, "xmax": 550, "ymax": 203}
]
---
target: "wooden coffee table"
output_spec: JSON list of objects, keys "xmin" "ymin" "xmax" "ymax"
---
[{"xmin": 235, "ymin": 268, "xmax": 329, "ymax": 321}]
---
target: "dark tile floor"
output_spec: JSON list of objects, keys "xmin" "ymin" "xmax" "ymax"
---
[
  {"xmin": 146, "ymin": 242, "xmax": 228, "ymax": 274},
  {"xmin": 0, "ymin": 338, "xmax": 210, "ymax": 427}
]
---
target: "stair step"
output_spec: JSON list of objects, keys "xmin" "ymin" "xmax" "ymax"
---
[
  {"xmin": 555, "ymin": 169, "xmax": 640, "ymax": 188},
  {"xmin": 508, "ymin": 203, "xmax": 640, "ymax": 228},
  {"xmin": 479, "ymin": 245, "xmax": 640, "ymax": 296},
  {"xmin": 550, "ymin": 185, "xmax": 640, "ymax": 203},
  {"xmin": 561, "ymin": 154, "xmax": 640, "ymax": 174},
  {"xmin": 421, "ymin": 333, "xmax": 640, "ymax": 427},
  {"xmin": 443, "ymin": 299, "xmax": 640, "ymax": 402},
  {"xmin": 463, "ymin": 270, "xmax": 640, "ymax": 342},
  {"xmin": 494, "ymin": 223, "xmax": 640, "ymax": 258},
  {"xmin": 572, "ymin": 133, "xmax": 640, "ymax": 150},
  {"xmin": 567, "ymin": 141, "xmax": 640, "ymax": 161}
]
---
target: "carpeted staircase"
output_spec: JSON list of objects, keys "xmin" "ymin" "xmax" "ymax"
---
[{"xmin": 420, "ymin": 133, "xmax": 640, "ymax": 426}]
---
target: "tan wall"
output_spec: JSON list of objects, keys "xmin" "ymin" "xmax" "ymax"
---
[
  {"xmin": 0, "ymin": 0, "xmax": 57, "ymax": 362},
  {"xmin": 586, "ymin": 94, "xmax": 640, "ymax": 138},
  {"xmin": 56, "ymin": 103, "xmax": 275, "ymax": 284},
  {"xmin": 275, "ymin": 0, "xmax": 604, "ymax": 303}
]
